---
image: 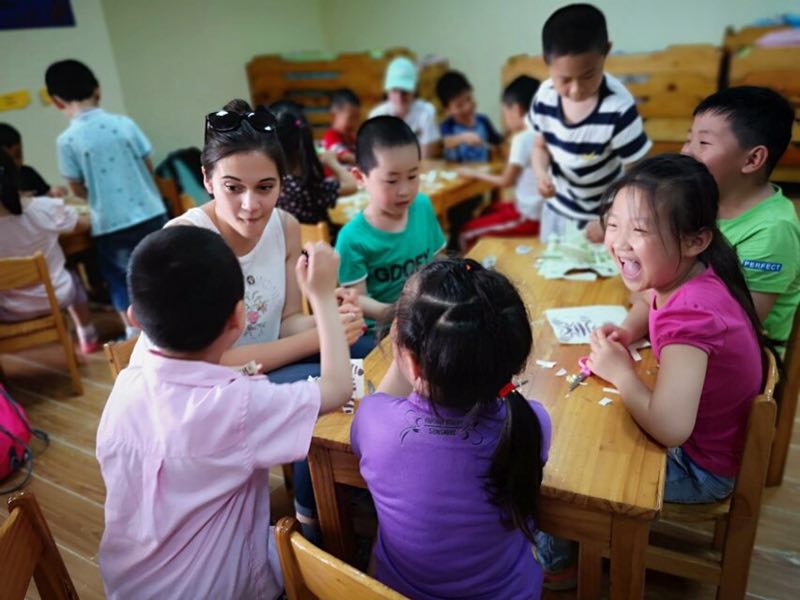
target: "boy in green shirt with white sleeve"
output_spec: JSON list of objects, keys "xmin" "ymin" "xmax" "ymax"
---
[
  {"xmin": 683, "ymin": 86, "xmax": 799, "ymax": 352},
  {"xmin": 336, "ymin": 116, "xmax": 446, "ymax": 325}
]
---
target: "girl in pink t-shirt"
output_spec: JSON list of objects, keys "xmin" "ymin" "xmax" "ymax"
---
[
  {"xmin": 0, "ymin": 152, "xmax": 99, "ymax": 353},
  {"xmin": 589, "ymin": 154, "xmax": 764, "ymax": 503}
]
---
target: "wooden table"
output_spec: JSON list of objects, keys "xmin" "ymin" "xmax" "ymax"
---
[
  {"xmin": 329, "ymin": 159, "xmax": 500, "ymax": 227},
  {"xmin": 309, "ymin": 237, "xmax": 666, "ymax": 600},
  {"xmin": 59, "ymin": 198, "xmax": 92, "ymax": 258}
]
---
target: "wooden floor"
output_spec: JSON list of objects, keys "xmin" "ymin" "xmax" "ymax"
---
[{"xmin": 1, "ymin": 314, "xmax": 798, "ymax": 599}]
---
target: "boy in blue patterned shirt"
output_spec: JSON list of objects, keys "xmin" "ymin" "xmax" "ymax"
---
[
  {"xmin": 530, "ymin": 4, "xmax": 651, "ymax": 243},
  {"xmin": 45, "ymin": 60, "xmax": 166, "ymax": 338},
  {"xmin": 437, "ymin": 70, "xmax": 502, "ymax": 163}
]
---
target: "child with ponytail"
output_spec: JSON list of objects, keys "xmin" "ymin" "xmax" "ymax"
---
[
  {"xmin": 591, "ymin": 153, "xmax": 765, "ymax": 502},
  {"xmin": 351, "ymin": 257, "xmax": 551, "ymax": 599},
  {"xmin": 272, "ymin": 100, "xmax": 357, "ymax": 225}
]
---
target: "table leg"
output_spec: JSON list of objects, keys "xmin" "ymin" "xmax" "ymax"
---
[
  {"xmin": 609, "ymin": 515, "xmax": 650, "ymax": 600},
  {"xmin": 578, "ymin": 541, "xmax": 603, "ymax": 600},
  {"xmin": 308, "ymin": 444, "xmax": 356, "ymax": 562}
]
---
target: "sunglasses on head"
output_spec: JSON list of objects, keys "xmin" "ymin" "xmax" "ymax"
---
[{"xmin": 204, "ymin": 109, "xmax": 277, "ymax": 143}]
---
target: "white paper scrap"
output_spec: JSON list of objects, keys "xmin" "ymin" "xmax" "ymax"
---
[
  {"xmin": 545, "ymin": 305, "xmax": 628, "ymax": 345},
  {"xmin": 515, "ymin": 244, "xmax": 533, "ymax": 255},
  {"xmin": 598, "ymin": 397, "xmax": 614, "ymax": 406},
  {"xmin": 602, "ymin": 387, "xmax": 620, "ymax": 395},
  {"xmin": 555, "ymin": 368, "xmax": 568, "ymax": 377},
  {"xmin": 481, "ymin": 255, "xmax": 497, "ymax": 269},
  {"xmin": 564, "ymin": 272, "xmax": 598, "ymax": 282},
  {"xmin": 536, "ymin": 360, "xmax": 556, "ymax": 369}
]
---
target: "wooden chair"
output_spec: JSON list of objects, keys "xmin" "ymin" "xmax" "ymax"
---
[
  {"xmin": 103, "ymin": 335, "xmax": 139, "ymax": 380},
  {"xmin": 0, "ymin": 491, "xmax": 78, "ymax": 600},
  {"xmin": 275, "ymin": 516, "xmax": 407, "ymax": 600},
  {"xmin": 299, "ymin": 222, "xmax": 332, "ymax": 316},
  {"xmin": 641, "ymin": 349, "xmax": 779, "ymax": 599},
  {"xmin": 155, "ymin": 175, "xmax": 195, "ymax": 218},
  {"xmin": 0, "ymin": 253, "xmax": 82, "ymax": 395},
  {"xmin": 766, "ymin": 309, "xmax": 800, "ymax": 486}
]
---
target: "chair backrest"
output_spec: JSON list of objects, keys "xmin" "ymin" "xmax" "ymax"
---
[
  {"xmin": 103, "ymin": 335, "xmax": 139, "ymax": 381},
  {"xmin": 300, "ymin": 222, "xmax": 332, "ymax": 246},
  {"xmin": 275, "ymin": 517, "xmax": 407, "ymax": 600},
  {"xmin": 0, "ymin": 492, "xmax": 78, "ymax": 600},
  {"xmin": 0, "ymin": 253, "xmax": 53, "ymax": 296}
]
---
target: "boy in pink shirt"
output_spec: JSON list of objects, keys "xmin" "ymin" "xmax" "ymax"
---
[{"xmin": 96, "ymin": 226, "xmax": 352, "ymax": 599}]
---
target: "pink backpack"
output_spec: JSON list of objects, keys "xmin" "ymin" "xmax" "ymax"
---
[{"xmin": 0, "ymin": 384, "xmax": 49, "ymax": 493}]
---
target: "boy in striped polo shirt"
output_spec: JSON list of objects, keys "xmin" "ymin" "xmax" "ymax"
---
[{"xmin": 529, "ymin": 4, "xmax": 651, "ymax": 243}]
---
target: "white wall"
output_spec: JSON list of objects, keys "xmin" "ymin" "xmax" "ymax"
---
[
  {"xmin": 102, "ymin": 0, "xmax": 328, "ymax": 165},
  {"xmin": 0, "ymin": 0, "xmax": 127, "ymax": 184},
  {"xmin": 321, "ymin": 0, "xmax": 800, "ymax": 125}
]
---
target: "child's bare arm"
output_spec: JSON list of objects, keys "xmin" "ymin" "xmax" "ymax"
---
[
  {"xmin": 67, "ymin": 180, "xmax": 88, "ymax": 199},
  {"xmin": 457, "ymin": 163, "xmax": 522, "ymax": 189},
  {"xmin": 443, "ymin": 132, "xmax": 484, "ymax": 149},
  {"xmin": 319, "ymin": 151, "xmax": 357, "ymax": 196},
  {"xmin": 532, "ymin": 135, "xmax": 555, "ymax": 198},
  {"xmin": 296, "ymin": 242, "xmax": 352, "ymax": 412},
  {"xmin": 72, "ymin": 215, "xmax": 91, "ymax": 234},
  {"xmin": 347, "ymin": 280, "xmax": 393, "ymax": 323}
]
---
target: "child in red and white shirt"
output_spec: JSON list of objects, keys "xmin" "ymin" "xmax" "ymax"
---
[{"xmin": 322, "ymin": 89, "xmax": 361, "ymax": 165}]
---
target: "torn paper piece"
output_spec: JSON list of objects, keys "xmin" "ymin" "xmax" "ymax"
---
[
  {"xmin": 598, "ymin": 397, "xmax": 613, "ymax": 406},
  {"xmin": 515, "ymin": 244, "xmax": 533, "ymax": 255},
  {"xmin": 351, "ymin": 359, "xmax": 365, "ymax": 399},
  {"xmin": 563, "ymin": 272, "xmax": 598, "ymax": 282},
  {"xmin": 602, "ymin": 387, "xmax": 620, "ymax": 395},
  {"xmin": 481, "ymin": 255, "xmax": 497, "ymax": 269},
  {"xmin": 536, "ymin": 360, "xmax": 557, "ymax": 369},
  {"xmin": 238, "ymin": 360, "xmax": 260, "ymax": 376},
  {"xmin": 628, "ymin": 346, "xmax": 643, "ymax": 362},
  {"xmin": 545, "ymin": 305, "xmax": 628, "ymax": 345},
  {"xmin": 555, "ymin": 368, "xmax": 567, "ymax": 377}
]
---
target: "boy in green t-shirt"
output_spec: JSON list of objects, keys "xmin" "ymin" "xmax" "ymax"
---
[
  {"xmin": 683, "ymin": 86, "xmax": 799, "ymax": 350},
  {"xmin": 336, "ymin": 116, "xmax": 446, "ymax": 324}
]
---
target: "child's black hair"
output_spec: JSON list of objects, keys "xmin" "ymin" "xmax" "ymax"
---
[
  {"xmin": 435, "ymin": 70, "xmax": 472, "ymax": 108},
  {"xmin": 0, "ymin": 150, "xmax": 22, "ymax": 215},
  {"xmin": 355, "ymin": 116, "xmax": 420, "ymax": 174},
  {"xmin": 330, "ymin": 88, "xmax": 361, "ymax": 111},
  {"xmin": 201, "ymin": 99, "xmax": 287, "ymax": 179},
  {"xmin": 693, "ymin": 86, "xmax": 795, "ymax": 177},
  {"xmin": 271, "ymin": 100, "xmax": 325, "ymax": 189},
  {"xmin": 502, "ymin": 76, "xmax": 541, "ymax": 110},
  {"xmin": 393, "ymin": 257, "xmax": 544, "ymax": 541},
  {"xmin": 45, "ymin": 59, "xmax": 99, "ymax": 102},
  {"xmin": 0, "ymin": 123, "xmax": 21, "ymax": 149},
  {"xmin": 128, "ymin": 226, "xmax": 244, "ymax": 353},
  {"xmin": 542, "ymin": 3, "xmax": 609, "ymax": 60},
  {"xmin": 601, "ymin": 154, "xmax": 767, "ymax": 356}
]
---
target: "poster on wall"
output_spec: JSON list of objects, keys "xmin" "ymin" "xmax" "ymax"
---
[{"xmin": 0, "ymin": 0, "xmax": 75, "ymax": 31}]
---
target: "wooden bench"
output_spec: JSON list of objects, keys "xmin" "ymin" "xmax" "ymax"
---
[
  {"xmin": 502, "ymin": 44, "xmax": 722, "ymax": 156},
  {"xmin": 247, "ymin": 49, "xmax": 448, "ymax": 139},
  {"xmin": 724, "ymin": 26, "xmax": 800, "ymax": 183}
]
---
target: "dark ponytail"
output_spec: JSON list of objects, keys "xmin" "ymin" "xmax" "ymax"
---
[
  {"xmin": 270, "ymin": 100, "xmax": 325, "ymax": 189},
  {"xmin": 0, "ymin": 150, "xmax": 22, "ymax": 215},
  {"xmin": 393, "ymin": 258, "xmax": 545, "ymax": 541},
  {"xmin": 601, "ymin": 154, "xmax": 770, "ymax": 366}
]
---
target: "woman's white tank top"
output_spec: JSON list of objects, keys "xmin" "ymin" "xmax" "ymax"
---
[{"xmin": 177, "ymin": 207, "xmax": 286, "ymax": 345}]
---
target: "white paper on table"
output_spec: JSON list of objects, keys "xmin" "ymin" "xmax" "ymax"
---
[
  {"xmin": 350, "ymin": 359, "xmax": 365, "ymax": 399},
  {"xmin": 545, "ymin": 305, "xmax": 628, "ymax": 345},
  {"xmin": 537, "ymin": 221, "xmax": 618, "ymax": 280}
]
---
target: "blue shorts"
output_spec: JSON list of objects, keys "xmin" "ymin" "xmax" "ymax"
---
[
  {"xmin": 94, "ymin": 214, "xmax": 167, "ymax": 311},
  {"xmin": 665, "ymin": 447, "xmax": 735, "ymax": 504}
]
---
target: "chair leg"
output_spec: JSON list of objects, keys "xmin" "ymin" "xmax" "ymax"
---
[
  {"xmin": 578, "ymin": 541, "xmax": 603, "ymax": 600},
  {"xmin": 59, "ymin": 332, "xmax": 83, "ymax": 396},
  {"xmin": 712, "ymin": 519, "xmax": 726, "ymax": 551}
]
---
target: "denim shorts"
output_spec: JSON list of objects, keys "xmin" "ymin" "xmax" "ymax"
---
[
  {"xmin": 94, "ymin": 214, "xmax": 167, "ymax": 310},
  {"xmin": 665, "ymin": 447, "xmax": 735, "ymax": 504}
]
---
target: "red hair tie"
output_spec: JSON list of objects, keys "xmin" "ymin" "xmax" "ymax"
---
[{"xmin": 498, "ymin": 382, "xmax": 516, "ymax": 398}]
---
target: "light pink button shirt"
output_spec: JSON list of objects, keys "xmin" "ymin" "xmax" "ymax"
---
[{"xmin": 96, "ymin": 350, "xmax": 321, "ymax": 599}]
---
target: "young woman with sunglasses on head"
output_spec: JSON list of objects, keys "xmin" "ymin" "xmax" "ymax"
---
[{"xmin": 129, "ymin": 99, "xmax": 368, "ymax": 540}]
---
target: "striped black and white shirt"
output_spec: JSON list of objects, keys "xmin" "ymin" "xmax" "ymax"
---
[{"xmin": 528, "ymin": 74, "xmax": 651, "ymax": 222}]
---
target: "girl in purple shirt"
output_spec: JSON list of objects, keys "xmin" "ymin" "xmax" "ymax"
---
[
  {"xmin": 352, "ymin": 258, "xmax": 552, "ymax": 599},
  {"xmin": 589, "ymin": 154, "xmax": 765, "ymax": 503}
]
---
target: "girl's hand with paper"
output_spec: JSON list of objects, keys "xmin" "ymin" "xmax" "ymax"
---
[
  {"xmin": 588, "ymin": 328, "xmax": 635, "ymax": 386},
  {"xmin": 593, "ymin": 322, "xmax": 633, "ymax": 348}
]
